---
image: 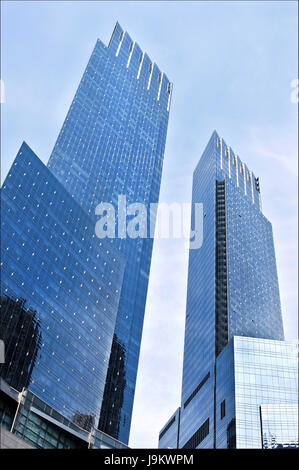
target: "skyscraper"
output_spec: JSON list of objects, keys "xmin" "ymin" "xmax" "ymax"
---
[
  {"xmin": 45, "ymin": 22, "xmax": 172, "ymax": 444},
  {"xmin": 0, "ymin": 22, "xmax": 171, "ymax": 447},
  {"xmin": 159, "ymin": 131, "xmax": 297, "ymax": 449}
]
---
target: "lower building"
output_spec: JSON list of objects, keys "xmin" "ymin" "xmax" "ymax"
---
[
  {"xmin": 0, "ymin": 142, "xmax": 125, "ymax": 443},
  {"xmin": 159, "ymin": 336, "xmax": 298, "ymax": 449},
  {"xmin": 0, "ymin": 378, "xmax": 128, "ymax": 449},
  {"xmin": 158, "ymin": 408, "xmax": 181, "ymax": 449}
]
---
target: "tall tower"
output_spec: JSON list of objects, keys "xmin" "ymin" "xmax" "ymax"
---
[
  {"xmin": 159, "ymin": 131, "xmax": 291, "ymax": 449},
  {"xmin": 47, "ymin": 22, "xmax": 172, "ymax": 443}
]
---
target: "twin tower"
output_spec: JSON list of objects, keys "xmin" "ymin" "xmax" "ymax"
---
[
  {"xmin": 158, "ymin": 131, "xmax": 297, "ymax": 449},
  {"xmin": 1, "ymin": 23, "xmax": 297, "ymax": 449}
]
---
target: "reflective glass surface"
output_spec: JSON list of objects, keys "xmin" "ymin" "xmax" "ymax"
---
[
  {"xmin": 0, "ymin": 142, "xmax": 124, "ymax": 432},
  {"xmin": 215, "ymin": 339, "xmax": 236, "ymax": 448},
  {"xmin": 214, "ymin": 337, "xmax": 298, "ymax": 448},
  {"xmin": 0, "ymin": 378, "xmax": 128, "ymax": 449},
  {"xmin": 158, "ymin": 408, "xmax": 180, "ymax": 449},
  {"xmin": 159, "ymin": 131, "xmax": 286, "ymax": 449},
  {"xmin": 215, "ymin": 337, "xmax": 298, "ymax": 448},
  {"xmin": 179, "ymin": 132, "xmax": 217, "ymax": 449},
  {"xmin": 47, "ymin": 23, "xmax": 171, "ymax": 443},
  {"xmin": 233, "ymin": 337, "xmax": 298, "ymax": 448},
  {"xmin": 260, "ymin": 404, "xmax": 298, "ymax": 448}
]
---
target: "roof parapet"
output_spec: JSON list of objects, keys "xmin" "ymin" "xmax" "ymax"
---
[
  {"xmin": 216, "ymin": 133, "xmax": 262, "ymax": 210},
  {"xmin": 107, "ymin": 22, "xmax": 172, "ymax": 109}
]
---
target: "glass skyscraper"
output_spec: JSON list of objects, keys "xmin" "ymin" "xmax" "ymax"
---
[
  {"xmin": 0, "ymin": 377, "xmax": 128, "ymax": 449},
  {"xmin": 0, "ymin": 142, "xmax": 125, "ymax": 433},
  {"xmin": 159, "ymin": 131, "xmax": 297, "ymax": 449},
  {"xmin": 47, "ymin": 22, "xmax": 172, "ymax": 444},
  {"xmin": 215, "ymin": 336, "xmax": 298, "ymax": 449}
]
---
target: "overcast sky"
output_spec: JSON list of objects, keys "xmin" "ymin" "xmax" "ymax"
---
[{"xmin": 1, "ymin": 1, "xmax": 298, "ymax": 448}]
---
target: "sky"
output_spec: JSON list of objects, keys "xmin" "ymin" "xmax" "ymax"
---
[{"xmin": 1, "ymin": 0, "xmax": 298, "ymax": 449}]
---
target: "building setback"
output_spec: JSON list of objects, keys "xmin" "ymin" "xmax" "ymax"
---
[{"xmin": 0, "ymin": 142, "xmax": 125, "ymax": 433}]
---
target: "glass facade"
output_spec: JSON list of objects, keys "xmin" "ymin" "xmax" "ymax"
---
[
  {"xmin": 47, "ymin": 22, "xmax": 172, "ymax": 443},
  {"xmin": 158, "ymin": 408, "xmax": 180, "ymax": 449},
  {"xmin": 216, "ymin": 337, "xmax": 298, "ymax": 449},
  {"xmin": 160, "ymin": 336, "xmax": 298, "ymax": 449},
  {"xmin": 214, "ymin": 339, "xmax": 236, "ymax": 448},
  {"xmin": 260, "ymin": 404, "xmax": 298, "ymax": 449},
  {"xmin": 232, "ymin": 337, "xmax": 298, "ymax": 449},
  {"xmin": 0, "ymin": 142, "xmax": 125, "ymax": 432},
  {"xmin": 0, "ymin": 378, "xmax": 128, "ymax": 449},
  {"xmin": 159, "ymin": 132, "xmax": 291, "ymax": 449}
]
